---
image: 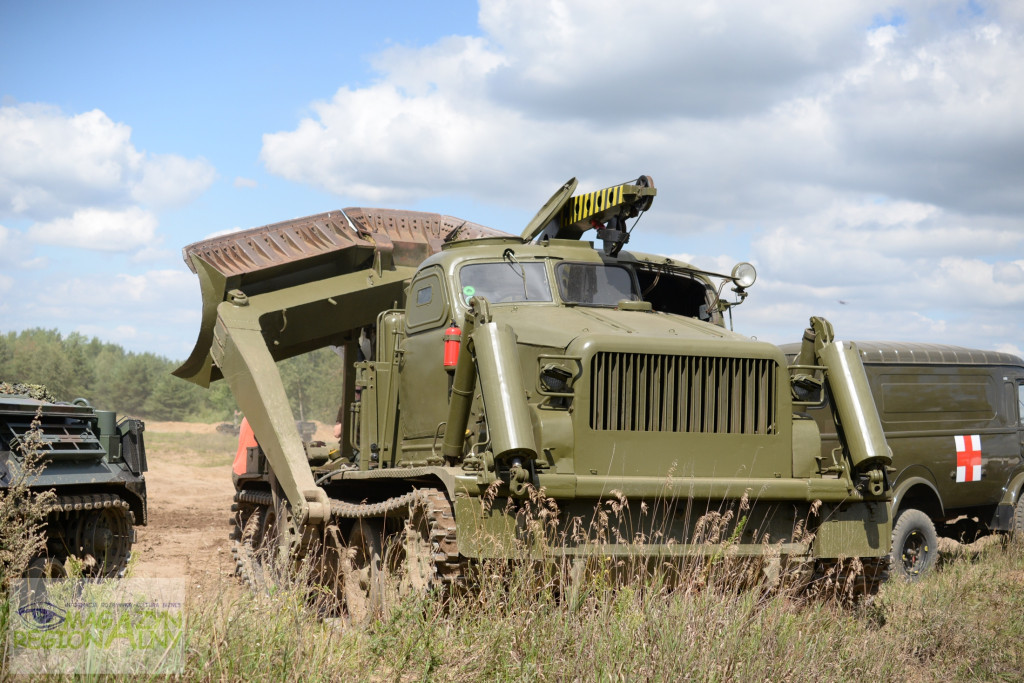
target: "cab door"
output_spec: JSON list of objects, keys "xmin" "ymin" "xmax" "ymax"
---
[{"xmin": 398, "ymin": 267, "xmax": 453, "ymax": 441}]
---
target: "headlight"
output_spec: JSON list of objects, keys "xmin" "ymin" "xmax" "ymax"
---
[
  {"xmin": 731, "ymin": 262, "xmax": 757, "ymax": 289},
  {"xmin": 539, "ymin": 364, "xmax": 574, "ymax": 394}
]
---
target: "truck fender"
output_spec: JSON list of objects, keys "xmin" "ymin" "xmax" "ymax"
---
[
  {"xmin": 892, "ymin": 475, "xmax": 944, "ymax": 519},
  {"xmin": 998, "ymin": 471, "xmax": 1024, "ymax": 508}
]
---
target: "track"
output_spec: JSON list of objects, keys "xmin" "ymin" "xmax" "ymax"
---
[
  {"xmin": 32, "ymin": 493, "xmax": 135, "ymax": 578},
  {"xmin": 230, "ymin": 487, "xmax": 461, "ymax": 612}
]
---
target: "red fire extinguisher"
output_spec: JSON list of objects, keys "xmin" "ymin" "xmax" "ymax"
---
[{"xmin": 443, "ymin": 322, "xmax": 461, "ymax": 371}]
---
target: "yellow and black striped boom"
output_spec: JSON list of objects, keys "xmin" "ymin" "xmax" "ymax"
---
[{"xmin": 557, "ymin": 175, "xmax": 656, "ymax": 238}]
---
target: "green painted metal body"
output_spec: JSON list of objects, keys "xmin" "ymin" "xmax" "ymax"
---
[
  {"xmin": 783, "ymin": 341, "xmax": 1024, "ymax": 535},
  {"xmin": 0, "ymin": 392, "xmax": 148, "ymax": 575},
  {"xmin": 177, "ymin": 180, "xmax": 892, "ymax": 565},
  {"xmin": 0, "ymin": 396, "xmax": 148, "ymax": 522}
]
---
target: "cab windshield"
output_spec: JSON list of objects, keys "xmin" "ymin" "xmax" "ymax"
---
[
  {"xmin": 556, "ymin": 263, "xmax": 639, "ymax": 306},
  {"xmin": 458, "ymin": 261, "xmax": 553, "ymax": 304}
]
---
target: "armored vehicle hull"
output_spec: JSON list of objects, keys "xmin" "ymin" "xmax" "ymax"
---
[
  {"xmin": 178, "ymin": 177, "xmax": 892, "ymax": 606},
  {"xmin": 0, "ymin": 390, "xmax": 147, "ymax": 577}
]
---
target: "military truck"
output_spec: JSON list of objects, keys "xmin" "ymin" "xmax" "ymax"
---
[
  {"xmin": 0, "ymin": 385, "xmax": 148, "ymax": 577},
  {"xmin": 175, "ymin": 176, "xmax": 892, "ymax": 606},
  {"xmin": 782, "ymin": 341, "xmax": 1024, "ymax": 579}
]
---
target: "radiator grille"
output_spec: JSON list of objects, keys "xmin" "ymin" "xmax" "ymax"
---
[{"xmin": 590, "ymin": 352, "xmax": 777, "ymax": 434}]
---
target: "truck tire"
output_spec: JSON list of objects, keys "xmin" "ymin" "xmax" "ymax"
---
[
  {"xmin": 890, "ymin": 509, "xmax": 938, "ymax": 581},
  {"xmin": 1012, "ymin": 493, "xmax": 1024, "ymax": 542}
]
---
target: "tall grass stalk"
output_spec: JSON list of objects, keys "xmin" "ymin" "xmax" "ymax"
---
[
  {"xmin": 155, "ymin": 537, "xmax": 1023, "ymax": 682},
  {"xmin": 3, "ymin": 530, "xmax": 1023, "ymax": 680}
]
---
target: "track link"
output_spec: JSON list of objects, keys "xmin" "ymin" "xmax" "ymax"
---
[{"xmin": 231, "ymin": 486, "xmax": 462, "ymax": 592}]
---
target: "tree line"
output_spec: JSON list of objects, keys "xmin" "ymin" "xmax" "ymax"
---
[{"xmin": 0, "ymin": 328, "xmax": 345, "ymax": 424}]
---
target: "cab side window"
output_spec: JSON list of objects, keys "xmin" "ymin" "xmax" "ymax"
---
[
  {"xmin": 406, "ymin": 269, "xmax": 449, "ymax": 333},
  {"xmin": 1018, "ymin": 383, "xmax": 1024, "ymax": 425}
]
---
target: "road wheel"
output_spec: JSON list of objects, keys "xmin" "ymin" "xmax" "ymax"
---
[
  {"xmin": 891, "ymin": 509, "xmax": 938, "ymax": 581},
  {"xmin": 310, "ymin": 524, "xmax": 345, "ymax": 615},
  {"xmin": 257, "ymin": 504, "xmax": 278, "ymax": 561},
  {"xmin": 343, "ymin": 519, "xmax": 385, "ymax": 621},
  {"xmin": 66, "ymin": 506, "xmax": 133, "ymax": 577},
  {"xmin": 395, "ymin": 505, "xmax": 439, "ymax": 598},
  {"xmin": 25, "ymin": 556, "xmax": 67, "ymax": 579}
]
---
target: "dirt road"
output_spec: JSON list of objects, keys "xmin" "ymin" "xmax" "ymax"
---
[
  {"xmin": 131, "ymin": 422, "xmax": 236, "ymax": 581},
  {"xmin": 131, "ymin": 420, "xmax": 331, "ymax": 582}
]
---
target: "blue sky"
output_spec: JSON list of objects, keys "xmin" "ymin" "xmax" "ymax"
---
[{"xmin": 2, "ymin": 0, "xmax": 1023, "ymax": 360}]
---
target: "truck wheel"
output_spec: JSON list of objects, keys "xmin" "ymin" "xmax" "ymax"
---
[
  {"xmin": 890, "ymin": 509, "xmax": 938, "ymax": 581},
  {"xmin": 1012, "ymin": 494, "xmax": 1024, "ymax": 541}
]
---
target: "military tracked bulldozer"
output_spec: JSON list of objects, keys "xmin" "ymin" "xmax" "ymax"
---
[
  {"xmin": 0, "ymin": 384, "xmax": 147, "ymax": 577},
  {"xmin": 175, "ymin": 175, "xmax": 892, "ymax": 605}
]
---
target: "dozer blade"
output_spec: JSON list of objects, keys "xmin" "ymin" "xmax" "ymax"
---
[{"xmin": 174, "ymin": 208, "xmax": 513, "ymax": 386}]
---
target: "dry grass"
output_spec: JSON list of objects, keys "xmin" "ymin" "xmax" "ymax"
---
[
  {"xmin": 142, "ymin": 536, "xmax": 1021, "ymax": 683},
  {"xmin": 0, "ymin": 409, "xmax": 55, "ymax": 585},
  {"xmin": 3, "ymin": 474, "xmax": 1024, "ymax": 681},
  {"xmin": 4, "ymin": 546, "xmax": 1024, "ymax": 681}
]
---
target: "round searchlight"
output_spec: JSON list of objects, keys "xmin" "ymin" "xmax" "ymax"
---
[{"xmin": 731, "ymin": 262, "xmax": 757, "ymax": 289}]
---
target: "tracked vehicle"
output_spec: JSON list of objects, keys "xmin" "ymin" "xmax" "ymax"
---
[
  {"xmin": 0, "ymin": 385, "xmax": 147, "ymax": 577},
  {"xmin": 175, "ymin": 176, "xmax": 892, "ymax": 603}
]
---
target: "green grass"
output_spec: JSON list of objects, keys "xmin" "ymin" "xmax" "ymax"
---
[{"xmin": 144, "ymin": 431, "xmax": 238, "ymax": 467}]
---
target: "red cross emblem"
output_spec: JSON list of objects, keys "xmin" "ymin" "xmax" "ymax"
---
[{"xmin": 954, "ymin": 434, "xmax": 981, "ymax": 483}]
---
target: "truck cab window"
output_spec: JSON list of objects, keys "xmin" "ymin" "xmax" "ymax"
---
[
  {"xmin": 556, "ymin": 263, "xmax": 638, "ymax": 306},
  {"xmin": 1018, "ymin": 383, "xmax": 1024, "ymax": 425},
  {"xmin": 635, "ymin": 269, "xmax": 719, "ymax": 322},
  {"xmin": 406, "ymin": 270, "xmax": 449, "ymax": 332},
  {"xmin": 459, "ymin": 262, "xmax": 552, "ymax": 304}
]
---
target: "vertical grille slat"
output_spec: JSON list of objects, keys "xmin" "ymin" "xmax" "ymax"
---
[{"xmin": 590, "ymin": 352, "xmax": 777, "ymax": 434}]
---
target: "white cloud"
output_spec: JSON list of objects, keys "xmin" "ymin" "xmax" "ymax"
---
[
  {"xmin": 131, "ymin": 153, "xmax": 216, "ymax": 208},
  {"xmin": 76, "ymin": 324, "xmax": 138, "ymax": 342},
  {"xmin": 0, "ymin": 104, "xmax": 215, "ymax": 220},
  {"xmin": 0, "ymin": 224, "xmax": 45, "ymax": 268},
  {"xmin": 259, "ymin": 1, "xmax": 1024, "ymax": 221},
  {"xmin": 28, "ymin": 269, "xmax": 196, "ymax": 322},
  {"xmin": 254, "ymin": 0, "xmax": 1024, "ymax": 355},
  {"xmin": 28, "ymin": 207, "xmax": 159, "ymax": 252},
  {"xmin": 996, "ymin": 342, "xmax": 1024, "ymax": 357},
  {"xmin": 234, "ymin": 176, "xmax": 258, "ymax": 189},
  {"xmin": 479, "ymin": 0, "xmax": 876, "ymax": 119},
  {"xmin": 3, "ymin": 266, "xmax": 201, "ymax": 358},
  {"xmin": 727, "ymin": 196, "xmax": 1024, "ymax": 349}
]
